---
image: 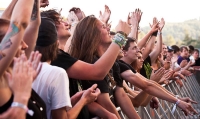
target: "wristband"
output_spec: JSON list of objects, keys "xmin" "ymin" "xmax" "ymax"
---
[
  {"xmin": 157, "ymin": 32, "xmax": 162, "ymax": 35},
  {"xmin": 71, "ymin": 22, "xmax": 78, "ymax": 27},
  {"xmin": 11, "ymin": 102, "xmax": 34, "ymax": 116},
  {"xmin": 112, "ymin": 33, "xmax": 127, "ymax": 48},
  {"xmin": 172, "ymin": 99, "xmax": 180, "ymax": 114},
  {"xmin": 152, "ymin": 31, "xmax": 158, "ymax": 36}
]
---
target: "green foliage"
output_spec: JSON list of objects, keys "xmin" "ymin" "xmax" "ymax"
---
[{"xmin": 140, "ymin": 19, "xmax": 200, "ymax": 48}]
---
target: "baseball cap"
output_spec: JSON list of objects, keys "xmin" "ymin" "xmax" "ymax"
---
[{"xmin": 167, "ymin": 46, "xmax": 174, "ymax": 52}]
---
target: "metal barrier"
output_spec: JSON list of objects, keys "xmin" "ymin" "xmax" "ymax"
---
[
  {"xmin": 93, "ymin": 74, "xmax": 200, "ymax": 119},
  {"xmin": 133, "ymin": 74, "xmax": 200, "ymax": 119}
]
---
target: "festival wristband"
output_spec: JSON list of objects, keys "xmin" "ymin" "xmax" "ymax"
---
[
  {"xmin": 172, "ymin": 99, "xmax": 180, "ymax": 114},
  {"xmin": 11, "ymin": 102, "xmax": 34, "ymax": 116},
  {"xmin": 112, "ymin": 33, "xmax": 127, "ymax": 48}
]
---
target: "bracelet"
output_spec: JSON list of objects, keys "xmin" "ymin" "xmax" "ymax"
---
[
  {"xmin": 11, "ymin": 102, "xmax": 34, "ymax": 116},
  {"xmin": 71, "ymin": 22, "xmax": 78, "ymax": 27},
  {"xmin": 157, "ymin": 32, "xmax": 162, "ymax": 35},
  {"xmin": 112, "ymin": 33, "xmax": 127, "ymax": 48},
  {"xmin": 172, "ymin": 99, "xmax": 180, "ymax": 114}
]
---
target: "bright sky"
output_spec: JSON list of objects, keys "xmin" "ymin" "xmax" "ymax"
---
[{"xmin": 0, "ymin": 0, "xmax": 200, "ymax": 27}]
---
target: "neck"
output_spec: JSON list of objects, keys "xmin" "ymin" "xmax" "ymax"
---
[
  {"xmin": 58, "ymin": 38, "xmax": 67, "ymax": 51},
  {"xmin": 97, "ymin": 43, "xmax": 110, "ymax": 57},
  {"xmin": 120, "ymin": 57, "xmax": 133, "ymax": 64}
]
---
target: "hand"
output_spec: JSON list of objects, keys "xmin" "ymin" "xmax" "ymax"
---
[
  {"xmin": 177, "ymin": 100, "xmax": 197, "ymax": 116},
  {"xmin": 28, "ymin": 51, "xmax": 42, "ymax": 80},
  {"xmin": 180, "ymin": 60, "xmax": 188, "ymax": 68},
  {"xmin": 150, "ymin": 67, "xmax": 165, "ymax": 82},
  {"xmin": 188, "ymin": 60, "xmax": 195, "ymax": 66},
  {"xmin": 0, "ymin": 107, "xmax": 26, "ymax": 119},
  {"xmin": 128, "ymin": 11, "xmax": 139, "ymax": 28},
  {"xmin": 6, "ymin": 54, "xmax": 33, "ymax": 103},
  {"xmin": 67, "ymin": 11, "xmax": 79, "ymax": 25},
  {"xmin": 175, "ymin": 78, "xmax": 183, "ymax": 87},
  {"xmin": 159, "ymin": 70, "xmax": 174, "ymax": 83},
  {"xmin": 149, "ymin": 17, "xmax": 159, "ymax": 33},
  {"xmin": 179, "ymin": 97, "xmax": 197, "ymax": 104},
  {"xmin": 40, "ymin": 0, "xmax": 49, "ymax": 8},
  {"xmin": 99, "ymin": 5, "xmax": 111, "ymax": 24},
  {"xmin": 81, "ymin": 84, "xmax": 101, "ymax": 104},
  {"xmin": 158, "ymin": 18, "xmax": 165, "ymax": 31},
  {"xmin": 115, "ymin": 20, "xmax": 131, "ymax": 35},
  {"xmin": 173, "ymin": 72, "xmax": 186, "ymax": 81},
  {"xmin": 171, "ymin": 56, "xmax": 178, "ymax": 64},
  {"xmin": 150, "ymin": 97, "xmax": 159, "ymax": 109},
  {"xmin": 180, "ymin": 69, "xmax": 192, "ymax": 76}
]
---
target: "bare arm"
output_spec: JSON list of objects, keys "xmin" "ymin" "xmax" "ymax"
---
[
  {"xmin": 0, "ymin": 0, "xmax": 34, "ymax": 76},
  {"xmin": 0, "ymin": 0, "xmax": 18, "ymax": 20},
  {"xmin": 142, "ymin": 36, "xmax": 156, "ymax": 61},
  {"xmin": 23, "ymin": 0, "xmax": 41, "ymax": 58},
  {"xmin": 67, "ymin": 42, "xmax": 120, "ymax": 80}
]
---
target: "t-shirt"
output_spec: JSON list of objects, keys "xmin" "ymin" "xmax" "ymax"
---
[
  {"xmin": 0, "ymin": 89, "xmax": 47, "ymax": 119},
  {"xmin": 118, "ymin": 60, "xmax": 137, "ymax": 73},
  {"xmin": 140, "ymin": 56, "xmax": 152, "ymax": 79},
  {"xmin": 177, "ymin": 56, "xmax": 190, "ymax": 65},
  {"xmin": 194, "ymin": 58, "xmax": 200, "ymax": 66},
  {"xmin": 32, "ymin": 62, "xmax": 71, "ymax": 119},
  {"xmin": 51, "ymin": 49, "xmax": 90, "ymax": 119}
]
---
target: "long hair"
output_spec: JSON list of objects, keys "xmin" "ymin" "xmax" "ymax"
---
[{"xmin": 69, "ymin": 15, "xmax": 101, "ymax": 63}]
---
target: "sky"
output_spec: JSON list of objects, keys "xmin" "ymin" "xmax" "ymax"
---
[{"xmin": 0, "ymin": 0, "xmax": 200, "ymax": 27}]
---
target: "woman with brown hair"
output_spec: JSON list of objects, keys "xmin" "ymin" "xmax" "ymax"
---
[{"xmin": 70, "ymin": 15, "xmax": 141, "ymax": 119}]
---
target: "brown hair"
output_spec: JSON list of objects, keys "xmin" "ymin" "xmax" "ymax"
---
[
  {"xmin": 41, "ymin": 9, "xmax": 61, "ymax": 25},
  {"xmin": 123, "ymin": 37, "xmax": 136, "ymax": 51},
  {"xmin": 180, "ymin": 46, "xmax": 188, "ymax": 52},
  {"xmin": 69, "ymin": 15, "xmax": 101, "ymax": 63},
  {"xmin": 35, "ymin": 41, "xmax": 58, "ymax": 62}
]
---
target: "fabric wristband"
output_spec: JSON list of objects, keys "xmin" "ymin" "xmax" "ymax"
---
[
  {"xmin": 172, "ymin": 99, "xmax": 180, "ymax": 114},
  {"xmin": 112, "ymin": 33, "xmax": 127, "ymax": 48},
  {"xmin": 11, "ymin": 102, "xmax": 34, "ymax": 116},
  {"xmin": 152, "ymin": 31, "xmax": 158, "ymax": 36}
]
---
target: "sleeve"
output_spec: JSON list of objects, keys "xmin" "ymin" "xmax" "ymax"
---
[
  {"xmin": 48, "ymin": 69, "xmax": 72, "ymax": 110},
  {"xmin": 112, "ymin": 62, "xmax": 123, "ymax": 87},
  {"xmin": 177, "ymin": 57, "xmax": 182, "ymax": 65}
]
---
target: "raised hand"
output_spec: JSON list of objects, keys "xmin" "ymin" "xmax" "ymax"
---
[
  {"xmin": 158, "ymin": 18, "xmax": 165, "ymax": 31},
  {"xmin": 6, "ymin": 53, "xmax": 33, "ymax": 103},
  {"xmin": 99, "ymin": 5, "xmax": 111, "ymax": 24},
  {"xmin": 28, "ymin": 51, "xmax": 42, "ymax": 80},
  {"xmin": 67, "ymin": 11, "xmax": 79, "ymax": 25},
  {"xmin": 115, "ymin": 20, "xmax": 131, "ymax": 35},
  {"xmin": 179, "ymin": 97, "xmax": 197, "ymax": 104},
  {"xmin": 150, "ymin": 97, "xmax": 159, "ymax": 109},
  {"xmin": 149, "ymin": 17, "xmax": 159, "ymax": 33},
  {"xmin": 40, "ymin": 0, "xmax": 49, "ymax": 8},
  {"xmin": 81, "ymin": 84, "xmax": 101, "ymax": 104},
  {"xmin": 173, "ymin": 72, "xmax": 186, "ymax": 81}
]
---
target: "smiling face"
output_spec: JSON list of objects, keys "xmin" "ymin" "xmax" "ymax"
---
[
  {"xmin": 124, "ymin": 42, "xmax": 139, "ymax": 62},
  {"xmin": 136, "ymin": 52, "xmax": 144, "ymax": 70},
  {"xmin": 56, "ymin": 18, "xmax": 71, "ymax": 39}
]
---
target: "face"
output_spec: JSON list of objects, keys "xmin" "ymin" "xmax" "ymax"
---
[
  {"xmin": 97, "ymin": 20, "xmax": 111, "ymax": 44},
  {"xmin": 136, "ymin": 52, "xmax": 144, "ymax": 70},
  {"xmin": 16, "ymin": 40, "xmax": 28, "ymax": 57},
  {"xmin": 56, "ymin": 18, "xmax": 71, "ymax": 39},
  {"xmin": 162, "ymin": 45, "xmax": 167, "ymax": 55},
  {"xmin": 193, "ymin": 51, "xmax": 199, "ymax": 60},
  {"xmin": 181, "ymin": 48, "xmax": 189, "ymax": 58},
  {"xmin": 124, "ymin": 42, "xmax": 139, "ymax": 62}
]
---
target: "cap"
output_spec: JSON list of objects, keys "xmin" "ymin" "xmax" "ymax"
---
[
  {"xmin": 36, "ymin": 17, "xmax": 57, "ymax": 47},
  {"xmin": 167, "ymin": 46, "xmax": 174, "ymax": 52}
]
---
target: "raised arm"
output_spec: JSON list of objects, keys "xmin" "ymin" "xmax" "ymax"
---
[
  {"xmin": 0, "ymin": 0, "xmax": 18, "ymax": 20},
  {"xmin": 149, "ymin": 18, "xmax": 165, "ymax": 64},
  {"xmin": 0, "ymin": 0, "xmax": 34, "ymax": 76},
  {"xmin": 67, "ymin": 21, "xmax": 128, "ymax": 80},
  {"xmin": 23, "ymin": 0, "xmax": 42, "ymax": 58}
]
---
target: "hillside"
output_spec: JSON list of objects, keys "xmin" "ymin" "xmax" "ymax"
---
[{"xmin": 139, "ymin": 18, "xmax": 200, "ymax": 47}]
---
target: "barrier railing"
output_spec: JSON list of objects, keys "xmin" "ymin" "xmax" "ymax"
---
[
  {"xmin": 93, "ymin": 74, "xmax": 200, "ymax": 119},
  {"xmin": 134, "ymin": 74, "xmax": 200, "ymax": 119}
]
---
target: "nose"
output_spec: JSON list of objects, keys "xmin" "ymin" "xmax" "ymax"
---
[{"xmin": 21, "ymin": 40, "xmax": 28, "ymax": 50}]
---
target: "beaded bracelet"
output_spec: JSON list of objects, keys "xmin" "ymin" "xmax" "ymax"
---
[
  {"xmin": 112, "ymin": 33, "xmax": 127, "ymax": 48},
  {"xmin": 11, "ymin": 102, "xmax": 34, "ymax": 116}
]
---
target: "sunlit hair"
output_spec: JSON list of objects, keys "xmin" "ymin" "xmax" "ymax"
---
[
  {"xmin": 41, "ymin": 9, "xmax": 61, "ymax": 25},
  {"xmin": 0, "ymin": 19, "xmax": 10, "ymax": 42},
  {"xmin": 69, "ymin": 15, "xmax": 101, "ymax": 63}
]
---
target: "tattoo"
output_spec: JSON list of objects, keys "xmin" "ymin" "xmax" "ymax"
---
[
  {"xmin": 31, "ymin": 0, "xmax": 38, "ymax": 20},
  {"xmin": 0, "ymin": 22, "xmax": 20, "ymax": 51}
]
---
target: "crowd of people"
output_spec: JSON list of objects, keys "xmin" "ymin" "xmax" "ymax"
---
[{"xmin": 0, "ymin": 0, "xmax": 199, "ymax": 119}]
